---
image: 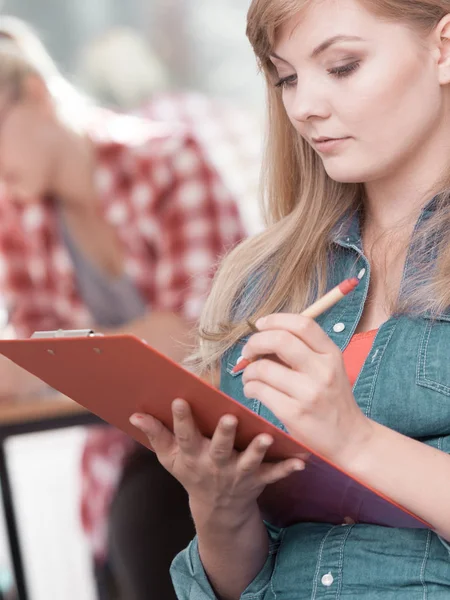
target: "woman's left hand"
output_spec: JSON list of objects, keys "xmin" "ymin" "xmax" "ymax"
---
[{"xmin": 241, "ymin": 314, "xmax": 375, "ymax": 467}]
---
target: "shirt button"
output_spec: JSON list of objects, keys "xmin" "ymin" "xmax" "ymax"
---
[
  {"xmin": 321, "ymin": 572, "xmax": 334, "ymax": 587},
  {"xmin": 333, "ymin": 323, "xmax": 346, "ymax": 333},
  {"xmin": 357, "ymin": 268, "xmax": 366, "ymax": 280}
]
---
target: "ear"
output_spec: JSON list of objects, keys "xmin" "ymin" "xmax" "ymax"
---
[
  {"xmin": 21, "ymin": 74, "xmax": 54, "ymax": 115},
  {"xmin": 435, "ymin": 14, "xmax": 450, "ymax": 85}
]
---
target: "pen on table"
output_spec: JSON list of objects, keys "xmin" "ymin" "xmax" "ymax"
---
[{"xmin": 232, "ymin": 276, "xmax": 361, "ymax": 373}]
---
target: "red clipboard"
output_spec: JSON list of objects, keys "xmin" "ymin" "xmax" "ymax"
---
[{"xmin": 0, "ymin": 330, "xmax": 430, "ymax": 531}]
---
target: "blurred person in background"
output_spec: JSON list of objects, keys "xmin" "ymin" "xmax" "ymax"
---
[
  {"xmin": 0, "ymin": 16, "xmax": 245, "ymax": 600},
  {"xmin": 77, "ymin": 26, "xmax": 265, "ymax": 235}
]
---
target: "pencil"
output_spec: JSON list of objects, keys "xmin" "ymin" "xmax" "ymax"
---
[{"xmin": 233, "ymin": 277, "xmax": 360, "ymax": 373}]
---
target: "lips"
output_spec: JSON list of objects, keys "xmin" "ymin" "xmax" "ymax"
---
[
  {"xmin": 312, "ymin": 136, "xmax": 347, "ymax": 143},
  {"xmin": 311, "ymin": 136, "xmax": 352, "ymax": 154}
]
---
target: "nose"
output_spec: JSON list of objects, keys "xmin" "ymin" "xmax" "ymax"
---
[{"xmin": 288, "ymin": 82, "xmax": 331, "ymax": 124}]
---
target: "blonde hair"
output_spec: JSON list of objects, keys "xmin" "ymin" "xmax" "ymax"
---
[
  {"xmin": 191, "ymin": 0, "xmax": 450, "ymax": 375},
  {"xmin": 0, "ymin": 16, "xmax": 91, "ymax": 129}
]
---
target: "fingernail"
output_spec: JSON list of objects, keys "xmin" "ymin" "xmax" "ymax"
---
[
  {"xmin": 293, "ymin": 461, "xmax": 306, "ymax": 471},
  {"xmin": 222, "ymin": 415, "xmax": 237, "ymax": 428},
  {"xmin": 129, "ymin": 414, "xmax": 144, "ymax": 427},
  {"xmin": 259, "ymin": 435, "xmax": 273, "ymax": 448},
  {"xmin": 130, "ymin": 415, "xmax": 159, "ymax": 439},
  {"xmin": 172, "ymin": 399, "xmax": 186, "ymax": 413},
  {"xmin": 255, "ymin": 317, "xmax": 266, "ymax": 328}
]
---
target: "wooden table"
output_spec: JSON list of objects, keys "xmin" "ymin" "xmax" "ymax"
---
[
  {"xmin": 0, "ymin": 395, "xmax": 102, "ymax": 600},
  {"xmin": 0, "ymin": 395, "xmax": 88, "ymax": 428}
]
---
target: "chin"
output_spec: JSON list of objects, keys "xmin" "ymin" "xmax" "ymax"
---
[
  {"xmin": 323, "ymin": 162, "xmax": 376, "ymax": 185},
  {"xmin": 324, "ymin": 170, "xmax": 365, "ymax": 184}
]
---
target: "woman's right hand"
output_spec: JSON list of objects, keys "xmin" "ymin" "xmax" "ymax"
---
[{"xmin": 129, "ymin": 398, "xmax": 305, "ymax": 515}]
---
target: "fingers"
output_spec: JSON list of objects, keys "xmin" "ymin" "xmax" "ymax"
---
[
  {"xmin": 238, "ymin": 434, "xmax": 306, "ymax": 483},
  {"xmin": 209, "ymin": 415, "xmax": 238, "ymax": 464},
  {"xmin": 130, "ymin": 398, "xmax": 203, "ymax": 458},
  {"xmin": 130, "ymin": 408, "xmax": 307, "ymax": 496},
  {"xmin": 255, "ymin": 314, "xmax": 336, "ymax": 354},
  {"xmin": 260, "ymin": 457, "xmax": 306, "ymax": 485},
  {"xmin": 242, "ymin": 329, "xmax": 320, "ymax": 372},
  {"xmin": 242, "ymin": 358, "xmax": 309, "ymax": 402},
  {"xmin": 242, "ymin": 377, "xmax": 299, "ymax": 425},
  {"xmin": 171, "ymin": 399, "xmax": 203, "ymax": 457},
  {"xmin": 129, "ymin": 413, "xmax": 175, "ymax": 456},
  {"xmin": 237, "ymin": 433, "xmax": 275, "ymax": 473}
]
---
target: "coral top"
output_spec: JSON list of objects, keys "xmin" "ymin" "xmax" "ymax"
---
[{"xmin": 342, "ymin": 329, "xmax": 378, "ymax": 386}]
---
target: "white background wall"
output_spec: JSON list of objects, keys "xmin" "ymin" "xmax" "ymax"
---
[{"xmin": 1, "ymin": 428, "xmax": 97, "ymax": 600}]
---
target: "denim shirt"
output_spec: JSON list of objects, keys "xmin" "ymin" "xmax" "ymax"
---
[{"xmin": 171, "ymin": 204, "xmax": 450, "ymax": 599}]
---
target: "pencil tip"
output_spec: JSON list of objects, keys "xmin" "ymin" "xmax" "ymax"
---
[{"xmin": 339, "ymin": 277, "xmax": 360, "ymax": 295}]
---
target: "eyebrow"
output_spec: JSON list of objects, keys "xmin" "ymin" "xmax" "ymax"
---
[{"xmin": 270, "ymin": 35, "xmax": 364, "ymax": 63}]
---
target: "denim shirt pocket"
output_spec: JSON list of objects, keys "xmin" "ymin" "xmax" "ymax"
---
[
  {"xmin": 221, "ymin": 340, "xmax": 288, "ymax": 433},
  {"xmin": 417, "ymin": 315, "xmax": 450, "ymax": 397}
]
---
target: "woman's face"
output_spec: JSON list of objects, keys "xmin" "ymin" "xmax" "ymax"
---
[
  {"xmin": 271, "ymin": 0, "xmax": 448, "ymax": 184},
  {"xmin": 0, "ymin": 76, "xmax": 58, "ymax": 204}
]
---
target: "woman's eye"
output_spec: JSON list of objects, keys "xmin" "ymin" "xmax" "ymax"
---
[
  {"xmin": 328, "ymin": 61, "xmax": 361, "ymax": 79},
  {"xmin": 275, "ymin": 74, "xmax": 297, "ymax": 90}
]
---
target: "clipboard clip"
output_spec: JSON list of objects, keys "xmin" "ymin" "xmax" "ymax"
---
[{"xmin": 31, "ymin": 329, "xmax": 101, "ymax": 339}]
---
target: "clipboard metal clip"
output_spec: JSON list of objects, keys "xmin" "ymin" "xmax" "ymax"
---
[{"xmin": 31, "ymin": 329, "xmax": 100, "ymax": 339}]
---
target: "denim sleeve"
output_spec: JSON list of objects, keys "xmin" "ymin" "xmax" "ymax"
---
[{"xmin": 170, "ymin": 523, "xmax": 284, "ymax": 600}]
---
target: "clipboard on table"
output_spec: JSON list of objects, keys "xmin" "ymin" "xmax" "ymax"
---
[{"xmin": 0, "ymin": 329, "xmax": 430, "ymax": 531}]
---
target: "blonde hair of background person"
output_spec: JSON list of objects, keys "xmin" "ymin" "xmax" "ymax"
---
[
  {"xmin": 129, "ymin": 1, "xmax": 450, "ymax": 599},
  {"xmin": 0, "ymin": 16, "xmax": 91, "ymax": 131}
]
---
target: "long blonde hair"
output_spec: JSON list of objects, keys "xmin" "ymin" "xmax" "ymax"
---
[
  {"xmin": 191, "ymin": 0, "xmax": 450, "ymax": 376},
  {"xmin": 0, "ymin": 16, "xmax": 91, "ymax": 129}
]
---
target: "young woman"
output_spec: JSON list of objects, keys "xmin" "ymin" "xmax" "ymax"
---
[
  {"xmin": 131, "ymin": 0, "xmax": 450, "ymax": 598},
  {"xmin": 0, "ymin": 17, "xmax": 245, "ymax": 600}
]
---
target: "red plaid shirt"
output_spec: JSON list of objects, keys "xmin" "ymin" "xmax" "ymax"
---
[
  {"xmin": 137, "ymin": 92, "xmax": 264, "ymax": 235},
  {"xmin": 0, "ymin": 110, "xmax": 245, "ymax": 558}
]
